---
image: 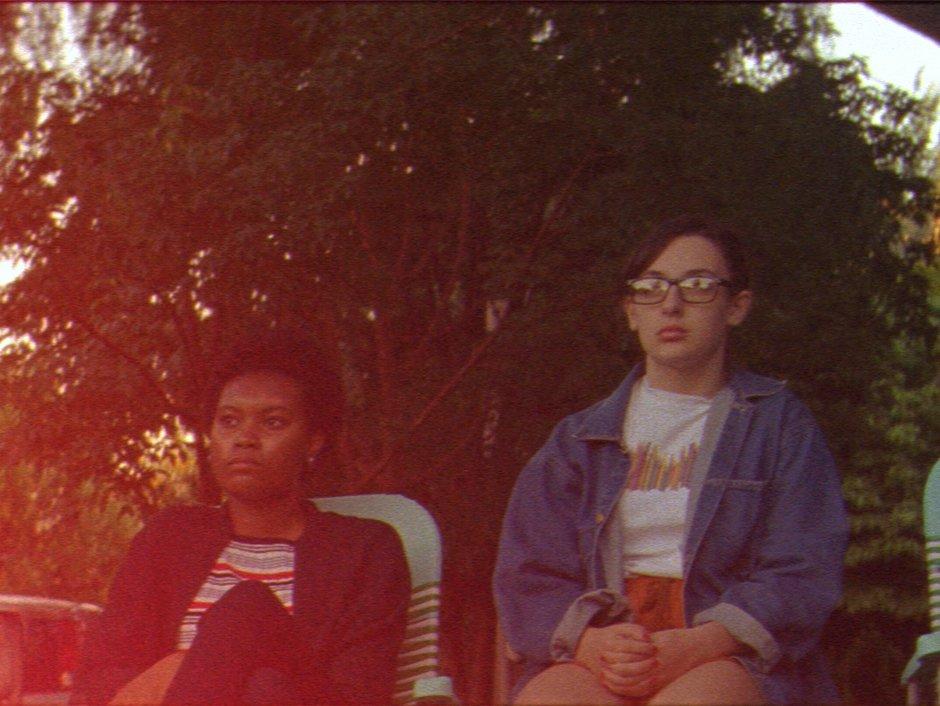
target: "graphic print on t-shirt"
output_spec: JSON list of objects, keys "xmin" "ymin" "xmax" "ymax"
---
[
  {"xmin": 625, "ymin": 441, "xmax": 698, "ymax": 491},
  {"xmin": 617, "ymin": 377, "xmax": 714, "ymax": 578}
]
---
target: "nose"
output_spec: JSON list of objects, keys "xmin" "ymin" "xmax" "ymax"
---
[
  {"xmin": 660, "ymin": 282, "xmax": 684, "ymax": 313},
  {"xmin": 234, "ymin": 421, "xmax": 261, "ymax": 448}
]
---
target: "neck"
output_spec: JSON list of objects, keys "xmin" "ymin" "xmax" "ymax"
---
[
  {"xmin": 644, "ymin": 355, "xmax": 727, "ymax": 398},
  {"xmin": 226, "ymin": 494, "xmax": 307, "ymax": 541}
]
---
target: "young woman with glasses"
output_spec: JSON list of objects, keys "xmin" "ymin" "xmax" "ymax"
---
[{"xmin": 494, "ymin": 215, "xmax": 848, "ymax": 705}]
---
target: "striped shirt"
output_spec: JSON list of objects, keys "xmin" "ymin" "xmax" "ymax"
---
[{"xmin": 176, "ymin": 537, "xmax": 296, "ymax": 650}]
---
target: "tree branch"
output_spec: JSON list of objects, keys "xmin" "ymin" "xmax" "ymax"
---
[
  {"xmin": 355, "ymin": 149, "xmax": 597, "ymax": 488},
  {"xmin": 408, "ymin": 176, "xmax": 471, "ymax": 365},
  {"xmin": 71, "ymin": 313, "xmax": 183, "ymax": 417}
]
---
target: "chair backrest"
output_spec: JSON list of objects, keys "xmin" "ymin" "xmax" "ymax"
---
[
  {"xmin": 924, "ymin": 459, "xmax": 940, "ymax": 633},
  {"xmin": 312, "ymin": 494, "xmax": 455, "ymax": 705},
  {"xmin": 901, "ymin": 459, "xmax": 940, "ymax": 699}
]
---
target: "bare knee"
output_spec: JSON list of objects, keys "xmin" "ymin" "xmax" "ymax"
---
[
  {"xmin": 648, "ymin": 659, "xmax": 765, "ymax": 706},
  {"xmin": 514, "ymin": 663, "xmax": 624, "ymax": 706}
]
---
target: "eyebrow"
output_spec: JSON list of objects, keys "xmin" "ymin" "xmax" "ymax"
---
[
  {"xmin": 216, "ymin": 404, "xmax": 294, "ymax": 413},
  {"xmin": 641, "ymin": 268, "xmax": 721, "ymax": 278}
]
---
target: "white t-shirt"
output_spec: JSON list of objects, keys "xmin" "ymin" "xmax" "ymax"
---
[{"xmin": 615, "ymin": 376, "xmax": 713, "ymax": 578}]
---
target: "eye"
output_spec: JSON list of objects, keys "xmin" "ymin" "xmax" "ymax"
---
[
  {"xmin": 264, "ymin": 416, "xmax": 289, "ymax": 430},
  {"xmin": 680, "ymin": 276, "xmax": 717, "ymax": 291},
  {"xmin": 215, "ymin": 412, "xmax": 239, "ymax": 429},
  {"xmin": 631, "ymin": 277, "xmax": 667, "ymax": 293}
]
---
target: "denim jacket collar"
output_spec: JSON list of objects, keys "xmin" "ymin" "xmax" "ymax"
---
[{"xmin": 571, "ymin": 363, "xmax": 785, "ymax": 444}]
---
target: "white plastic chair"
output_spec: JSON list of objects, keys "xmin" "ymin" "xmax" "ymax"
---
[
  {"xmin": 902, "ymin": 458, "xmax": 940, "ymax": 705},
  {"xmin": 312, "ymin": 494, "xmax": 457, "ymax": 705}
]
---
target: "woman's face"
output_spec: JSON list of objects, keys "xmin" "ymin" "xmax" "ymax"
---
[
  {"xmin": 623, "ymin": 234, "xmax": 752, "ymax": 378},
  {"xmin": 209, "ymin": 370, "xmax": 323, "ymax": 504}
]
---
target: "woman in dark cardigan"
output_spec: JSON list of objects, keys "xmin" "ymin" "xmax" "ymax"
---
[{"xmin": 73, "ymin": 333, "xmax": 409, "ymax": 705}]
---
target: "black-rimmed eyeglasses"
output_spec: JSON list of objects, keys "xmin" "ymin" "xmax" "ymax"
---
[{"xmin": 626, "ymin": 275, "xmax": 733, "ymax": 304}]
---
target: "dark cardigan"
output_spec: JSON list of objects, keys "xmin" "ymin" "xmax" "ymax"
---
[{"xmin": 72, "ymin": 503, "xmax": 410, "ymax": 705}]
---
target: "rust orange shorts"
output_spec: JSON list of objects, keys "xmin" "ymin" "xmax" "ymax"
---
[{"xmin": 623, "ymin": 575, "xmax": 685, "ymax": 632}]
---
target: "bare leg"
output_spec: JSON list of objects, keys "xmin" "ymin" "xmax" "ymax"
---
[
  {"xmin": 514, "ymin": 663, "xmax": 626, "ymax": 706},
  {"xmin": 110, "ymin": 652, "xmax": 185, "ymax": 705},
  {"xmin": 648, "ymin": 659, "xmax": 765, "ymax": 705}
]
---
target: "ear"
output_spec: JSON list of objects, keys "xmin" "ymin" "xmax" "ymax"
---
[
  {"xmin": 726, "ymin": 289, "xmax": 752, "ymax": 328},
  {"xmin": 622, "ymin": 296, "xmax": 638, "ymax": 331}
]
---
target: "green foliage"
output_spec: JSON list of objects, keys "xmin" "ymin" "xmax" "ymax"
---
[
  {"xmin": 843, "ymin": 262, "xmax": 939, "ymax": 618},
  {"xmin": 0, "ymin": 417, "xmax": 197, "ymax": 603},
  {"xmin": 830, "ymin": 258, "xmax": 938, "ymax": 704},
  {"xmin": 0, "ymin": 464, "xmax": 140, "ymax": 604}
]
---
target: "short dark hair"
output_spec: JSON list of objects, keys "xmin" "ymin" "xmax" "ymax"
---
[
  {"xmin": 203, "ymin": 330, "xmax": 343, "ymax": 441},
  {"xmin": 622, "ymin": 215, "xmax": 752, "ymax": 293}
]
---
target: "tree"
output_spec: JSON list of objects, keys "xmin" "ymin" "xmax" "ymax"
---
[{"xmin": 0, "ymin": 4, "xmax": 933, "ymax": 701}]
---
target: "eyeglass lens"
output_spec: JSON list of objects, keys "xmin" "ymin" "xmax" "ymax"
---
[{"xmin": 630, "ymin": 277, "xmax": 720, "ymax": 304}]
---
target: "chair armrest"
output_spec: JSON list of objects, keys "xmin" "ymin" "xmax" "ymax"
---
[
  {"xmin": 902, "ymin": 632, "xmax": 940, "ymax": 683},
  {"xmin": 411, "ymin": 675, "xmax": 458, "ymax": 704}
]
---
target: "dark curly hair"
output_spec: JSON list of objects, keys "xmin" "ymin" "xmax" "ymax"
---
[{"xmin": 202, "ymin": 329, "xmax": 343, "ymax": 442}]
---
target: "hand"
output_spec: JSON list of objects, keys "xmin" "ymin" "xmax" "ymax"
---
[
  {"xmin": 575, "ymin": 623, "xmax": 658, "ymax": 697},
  {"xmin": 646, "ymin": 628, "xmax": 699, "ymax": 692},
  {"xmin": 647, "ymin": 622, "xmax": 742, "ymax": 692}
]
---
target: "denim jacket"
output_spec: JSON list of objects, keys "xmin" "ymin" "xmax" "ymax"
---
[{"xmin": 493, "ymin": 366, "xmax": 848, "ymax": 704}]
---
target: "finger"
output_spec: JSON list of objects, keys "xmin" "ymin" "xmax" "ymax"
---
[
  {"xmin": 601, "ymin": 638, "xmax": 657, "ymax": 659},
  {"xmin": 611, "ymin": 623, "xmax": 650, "ymax": 641},
  {"xmin": 602, "ymin": 671, "xmax": 649, "ymax": 692},
  {"xmin": 621, "ymin": 677, "xmax": 656, "ymax": 698},
  {"xmin": 600, "ymin": 669, "xmax": 655, "ymax": 697},
  {"xmin": 600, "ymin": 655, "xmax": 658, "ymax": 678}
]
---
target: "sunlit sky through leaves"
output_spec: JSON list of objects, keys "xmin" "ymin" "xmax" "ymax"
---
[
  {"xmin": 0, "ymin": 259, "xmax": 26, "ymax": 288},
  {"xmin": 824, "ymin": 3, "xmax": 940, "ymax": 95},
  {"xmin": 0, "ymin": 3, "xmax": 935, "ymax": 289}
]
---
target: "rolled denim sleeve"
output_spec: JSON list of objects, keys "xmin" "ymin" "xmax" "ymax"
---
[
  {"xmin": 691, "ymin": 600, "xmax": 780, "ymax": 666},
  {"xmin": 549, "ymin": 588, "xmax": 628, "ymax": 661},
  {"xmin": 493, "ymin": 420, "xmax": 626, "ymax": 672},
  {"xmin": 692, "ymin": 401, "xmax": 848, "ymax": 673}
]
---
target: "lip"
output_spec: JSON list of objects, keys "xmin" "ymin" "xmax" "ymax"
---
[
  {"xmin": 226, "ymin": 458, "xmax": 262, "ymax": 470},
  {"xmin": 657, "ymin": 326, "xmax": 688, "ymax": 342}
]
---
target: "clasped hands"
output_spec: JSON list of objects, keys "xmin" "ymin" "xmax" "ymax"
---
[{"xmin": 574, "ymin": 622, "xmax": 732, "ymax": 698}]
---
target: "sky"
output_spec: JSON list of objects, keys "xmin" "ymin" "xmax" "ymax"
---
[
  {"xmin": 824, "ymin": 3, "xmax": 940, "ymax": 95},
  {"xmin": 0, "ymin": 3, "xmax": 936, "ymax": 289}
]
